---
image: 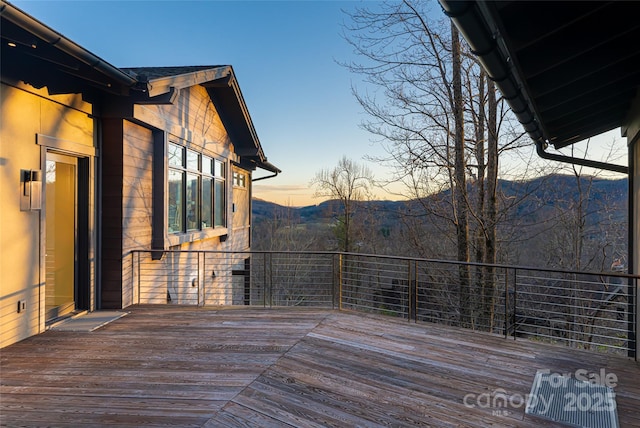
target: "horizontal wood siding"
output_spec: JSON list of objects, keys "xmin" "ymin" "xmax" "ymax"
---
[
  {"xmin": 120, "ymin": 121, "xmax": 154, "ymax": 307},
  {"xmin": 133, "ymin": 86, "xmax": 233, "ymax": 157},
  {"xmin": 132, "ymin": 85, "xmax": 240, "ymax": 255},
  {"xmin": 113, "ymin": 86, "xmax": 257, "ymax": 306}
]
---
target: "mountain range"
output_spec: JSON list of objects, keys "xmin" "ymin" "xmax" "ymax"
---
[{"xmin": 253, "ymin": 174, "xmax": 628, "ymax": 226}]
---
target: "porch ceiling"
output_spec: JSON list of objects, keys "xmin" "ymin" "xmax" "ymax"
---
[{"xmin": 442, "ymin": 1, "xmax": 640, "ymax": 149}]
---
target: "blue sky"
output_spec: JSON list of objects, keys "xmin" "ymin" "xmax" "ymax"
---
[
  {"xmin": 12, "ymin": 0, "xmax": 387, "ymax": 206},
  {"xmin": 11, "ymin": 1, "xmax": 627, "ymax": 206}
]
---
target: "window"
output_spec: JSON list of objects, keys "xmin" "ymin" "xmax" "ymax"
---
[
  {"xmin": 233, "ymin": 171, "xmax": 247, "ymax": 188},
  {"xmin": 214, "ymin": 160, "xmax": 226, "ymax": 227},
  {"xmin": 167, "ymin": 145, "xmax": 184, "ymax": 234},
  {"xmin": 168, "ymin": 143, "xmax": 226, "ymax": 233},
  {"xmin": 202, "ymin": 156, "xmax": 213, "ymax": 228}
]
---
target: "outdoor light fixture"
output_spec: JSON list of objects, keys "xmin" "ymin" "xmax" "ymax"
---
[{"xmin": 20, "ymin": 169, "xmax": 41, "ymax": 211}]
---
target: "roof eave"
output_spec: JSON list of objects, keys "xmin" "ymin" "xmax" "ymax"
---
[
  {"xmin": 439, "ymin": 0, "xmax": 546, "ymax": 145},
  {"xmin": 0, "ymin": 0, "xmax": 139, "ymax": 95},
  {"xmin": 202, "ymin": 68, "xmax": 266, "ymax": 162},
  {"xmin": 145, "ymin": 66, "xmax": 232, "ymax": 98}
]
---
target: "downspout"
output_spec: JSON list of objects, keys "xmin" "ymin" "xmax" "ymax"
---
[
  {"xmin": 535, "ymin": 140, "xmax": 629, "ymax": 174},
  {"xmin": 252, "ymin": 171, "xmax": 279, "ymax": 182},
  {"xmin": 252, "ymin": 160, "xmax": 281, "ymax": 182}
]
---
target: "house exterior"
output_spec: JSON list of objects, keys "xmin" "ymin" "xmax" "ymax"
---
[
  {"xmin": 440, "ymin": 0, "xmax": 640, "ymax": 358},
  {"xmin": 0, "ymin": 1, "xmax": 278, "ymax": 347},
  {"xmin": 99, "ymin": 65, "xmax": 279, "ymax": 309}
]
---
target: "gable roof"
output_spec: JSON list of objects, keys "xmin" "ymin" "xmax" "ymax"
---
[
  {"xmin": 122, "ymin": 65, "xmax": 280, "ymax": 174},
  {"xmin": 441, "ymin": 1, "xmax": 640, "ymax": 153}
]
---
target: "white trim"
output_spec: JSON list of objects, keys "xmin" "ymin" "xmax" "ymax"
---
[{"xmin": 37, "ymin": 134, "xmax": 97, "ymax": 157}]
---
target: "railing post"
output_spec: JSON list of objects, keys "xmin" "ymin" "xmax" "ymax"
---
[
  {"xmin": 415, "ymin": 260, "xmax": 420, "ymax": 323},
  {"xmin": 513, "ymin": 269, "xmax": 517, "ymax": 340},
  {"xmin": 269, "ymin": 252, "xmax": 273, "ymax": 308},
  {"xmin": 407, "ymin": 260, "xmax": 416, "ymax": 322},
  {"xmin": 338, "ymin": 253, "xmax": 343, "ymax": 311},
  {"xmin": 262, "ymin": 253, "xmax": 267, "ymax": 308},
  {"xmin": 331, "ymin": 254, "xmax": 336, "ymax": 310},
  {"xmin": 630, "ymin": 276, "xmax": 637, "ymax": 360},
  {"xmin": 197, "ymin": 252, "xmax": 201, "ymax": 306},
  {"xmin": 504, "ymin": 267, "xmax": 509, "ymax": 339},
  {"xmin": 408, "ymin": 260, "xmax": 412, "ymax": 322},
  {"xmin": 137, "ymin": 251, "xmax": 140, "ymax": 305},
  {"xmin": 202, "ymin": 252, "xmax": 206, "ymax": 306}
]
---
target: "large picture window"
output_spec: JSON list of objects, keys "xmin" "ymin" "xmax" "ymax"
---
[{"xmin": 168, "ymin": 142, "xmax": 226, "ymax": 234}]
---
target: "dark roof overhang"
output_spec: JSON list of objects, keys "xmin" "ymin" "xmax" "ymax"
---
[
  {"xmin": 440, "ymin": 0, "xmax": 640, "ymax": 172},
  {"xmin": 0, "ymin": 0, "xmax": 141, "ymax": 96},
  {"xmin": 201, "ymin": 68, "xmax": 266, "ymax": 162}
]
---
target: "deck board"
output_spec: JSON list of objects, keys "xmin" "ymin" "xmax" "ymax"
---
[{"xmin": 1, "ymin": 306, "xmax": 638, "ymax": 427}]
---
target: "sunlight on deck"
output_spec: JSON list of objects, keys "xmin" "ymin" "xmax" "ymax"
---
[{"xmin": 1, "ymin": 306, "xmax": 639, "ymax": 427}]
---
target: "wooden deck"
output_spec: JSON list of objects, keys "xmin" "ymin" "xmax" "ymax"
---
[{"xmin": 1, "ymin": 306, "xmax": 639, "ymax": 427}]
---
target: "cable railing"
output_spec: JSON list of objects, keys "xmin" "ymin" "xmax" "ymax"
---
[{"xmin": 130, "ymin": 250, "xmax": 637, "ymax": 356}]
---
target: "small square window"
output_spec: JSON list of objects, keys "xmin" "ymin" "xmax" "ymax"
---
[{"xmin": 233, "ymin": 171, "xmax": 247, "ymax": 188}]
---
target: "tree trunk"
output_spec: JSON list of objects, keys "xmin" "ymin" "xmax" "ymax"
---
[
  {"xmin": 451, "ymin": 23, "xmax": 470, "ymax": 327},
  {"xmin": 474, "ymin": 69, "xmax": 486, "ymax": 328},
  {"xmin": 484, "ymin": 78, "xmax": 498, "ymax": 329}
]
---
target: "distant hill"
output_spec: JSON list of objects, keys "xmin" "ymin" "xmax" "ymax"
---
[{"xmin": 253, "ymin": 175, "xmax": 628, "ymax": 226}]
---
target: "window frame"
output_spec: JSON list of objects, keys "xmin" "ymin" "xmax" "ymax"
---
[
  {"xmin": 213, "ymin": 159, "xmax": 226, "ymax": 227},
  {"xmin": 233, "ymin": 171, "xmax": 247, "ymax": 188},
  {"xmin": 167, "ymin": 141, "xmax": 227, "ymax": 238}
]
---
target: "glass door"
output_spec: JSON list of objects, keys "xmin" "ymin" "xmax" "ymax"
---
[{"xmin": 45, "ymin": 153, "xmax": 77, "ymax": 320}]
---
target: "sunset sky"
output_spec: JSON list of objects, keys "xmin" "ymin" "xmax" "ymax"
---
[{"xmin": 11, "ymin": 0, "xmax": 627, "ymax": 206}]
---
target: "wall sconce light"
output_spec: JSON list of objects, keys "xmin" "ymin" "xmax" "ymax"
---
[{"xmin": 20, "ymin": 169, "xmax": 41, "ymax": 211}]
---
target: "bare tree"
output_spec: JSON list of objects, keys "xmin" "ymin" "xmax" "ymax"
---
[
  {"xmin": 341, "ymin": 0, "xmax": 532, "ymax": 328},
  {"xmin": 450, "ymin": 21, "xmax": 471, "ymax": 326},
  {"xmin": 311, "ymin": 156, "xmax": 374, "ymax": 252}
]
